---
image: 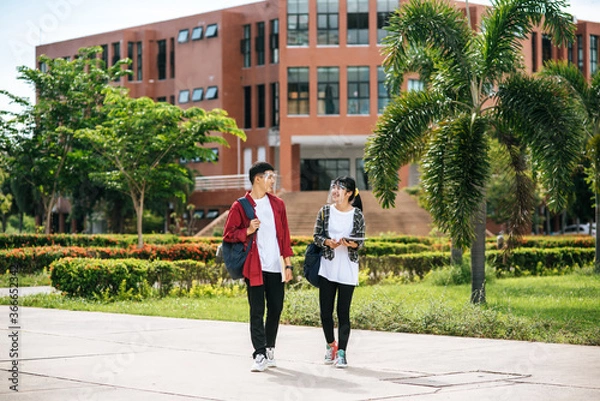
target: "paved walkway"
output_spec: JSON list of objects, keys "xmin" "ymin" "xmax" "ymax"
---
[{"xmin": 0, "ymin": 306, "xmax": 599, "ymax": 401}]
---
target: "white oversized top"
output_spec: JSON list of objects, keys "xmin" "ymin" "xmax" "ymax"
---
[
  {"xmin": 254, "ymin": 195, "xmax": 281, "ymax": 274},
  {"xmin": 318, "ymin": 204, "xmax": 359, "ymax": 286}
]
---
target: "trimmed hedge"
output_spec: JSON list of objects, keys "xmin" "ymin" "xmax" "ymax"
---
[
  {"xmin": 50, "ymin": 258, "xmax": 226, "ymax": 298},
  {"xmin": 487, "ymin": 247, "xmax": 594, "ymax": 276},
  {"xmin": 1, "ymin": 243, "xmax": 217, "ymax": 274},
  {"xmin": 50, "ymin": 258, "xmax": 153, "ymax": 298},
  {"xmin": 0, "ymin": 233, "xmax": 222, "ymax": 249}
]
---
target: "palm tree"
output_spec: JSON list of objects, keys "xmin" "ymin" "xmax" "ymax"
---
[
  {"xmin": 539, "ymin": 60, "xmax": 600, "ymax": 272},
  {"xmin": 365, "ymin": 0, "xmax": 585, "ymax": 303}
]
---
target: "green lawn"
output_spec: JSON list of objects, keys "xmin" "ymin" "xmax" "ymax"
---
[{"xmin": 2, "ymin": 271, "xmax": 599, "ymax": 345}]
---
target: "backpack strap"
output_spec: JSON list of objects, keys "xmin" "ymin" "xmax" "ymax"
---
[{"xmin": 237, "ymin": 197, "xmax": 255, "ymax": 220}]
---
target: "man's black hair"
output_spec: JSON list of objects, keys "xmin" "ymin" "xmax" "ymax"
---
[{"xmin": 249, "ymin": 161, "xmax": 275, "ymax": 184}]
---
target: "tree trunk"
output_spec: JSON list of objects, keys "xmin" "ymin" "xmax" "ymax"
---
[
  {"xmin": 450, "ymin": 242, "xmax": 463, "ymax": 265},
  {"xmin": 470, "ymin": 199, "xmax": 487, "ymax": 304},
  {"xmin": 133, "ymin": 190, "xmax": 145, "ymax": 249}
]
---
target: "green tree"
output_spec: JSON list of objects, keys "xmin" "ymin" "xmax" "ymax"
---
[
  {"xmin": 539, "ymin": 60, "xmax": 600, "ymax": 271},
  {"xmin": 365, "ymin": 0, "xmax": 585, "ymax": 303},
  {"xmin": 77, "ymin": 88, "xmax": 245, "ymax": 248},
  {"xmin": 3, "ymin": 46, "xmax": 129, "ymax": 233}
]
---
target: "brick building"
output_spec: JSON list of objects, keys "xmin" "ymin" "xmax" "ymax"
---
[{"xmin": 36, "ymin": 0, "xmax": 600, "ymax": 232}]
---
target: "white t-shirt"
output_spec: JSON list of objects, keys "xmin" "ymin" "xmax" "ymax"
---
[
  {"xmin": 318, "ymin": 205, "xmax": 359, "ymax": 286},
  {"xmin": 253, "ymin": 195, "xmax": 282, "ymax": 274}
]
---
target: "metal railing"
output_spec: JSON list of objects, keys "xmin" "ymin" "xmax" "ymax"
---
[
  {"xmin": 195, "ymin": 174, "xmax": 249, "ymax": 191},
  {"xmin": 194, "ymin": 174, "xmax": 281, "ymax": 192}
]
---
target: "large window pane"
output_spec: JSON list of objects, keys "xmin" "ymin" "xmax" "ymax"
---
[
  {"xmin": 377, "ymin": 66, "xmax": 390, "ymax": 113},
  {"xmin": 288, "ymin": 67, "xmax": 309, "ymax": 115},
  {"xmin": 318, "ymin": 67, "xmax": 339, "ymax": 115},
  {"xmin": 301, "ymin": 159, "xmax": 350, "ymax": 190},
  {"xmin": 347, "ymin": 66, "xmax": 369, "ymax": 114},
  {"xmin": 287, "ymin": 0, "xmax": 309, "ymax": 46},
  {"xmin": 317, "ymin": 0, "xmax": 339, "ymax": 45},
  {"xmin": 348, "ymin": 0, "xmax": 369, "ymax": 45},
  {"xmin": 377, "ymin": 0, "xmax": 397, "ymax": 44}
]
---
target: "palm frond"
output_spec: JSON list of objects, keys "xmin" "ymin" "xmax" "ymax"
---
[
  {"xmin": 496, "ymin": 73, "xmax": 585, "ymax": 212},
  {"xmin": 364, "ymin": 90, "xmax": 449, "ymax": 208},
  {"xmin": 421, "ymin": 114, "xmax": 490, "ymax": 249},
  {"xmin": 381, "ymin": 0, "xmax": 473, "ymax": 94},
  {"xmin": 479, "ymin": 0, "xmax": 575, "ymax": 81}
]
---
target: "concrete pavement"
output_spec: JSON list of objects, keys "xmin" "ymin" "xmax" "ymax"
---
[{"xmin": 0, "ymin": 306, "xmax": 599, "ymax": 401}]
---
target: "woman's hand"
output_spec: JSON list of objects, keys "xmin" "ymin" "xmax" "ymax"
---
[
  {"xmin": 340, "ymin": 238, "xmax": 358, "ymax": 249},
  {"xmin": 325, "ymin": 239, "xmax": 341, "ymax": 249}
]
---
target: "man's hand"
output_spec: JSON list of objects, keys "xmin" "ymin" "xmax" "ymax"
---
[
  {"xmin": 284, "ymin": 267, "xmax": 293, "ymax": 283},
  {"xmin": 247, "ymin": 218, "xmax": 260, "ymax": 235}
]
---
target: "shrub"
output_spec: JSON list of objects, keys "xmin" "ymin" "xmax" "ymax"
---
[{"xmin": 50, "ymin": 258, "xmax": 151, "ymax": 299}]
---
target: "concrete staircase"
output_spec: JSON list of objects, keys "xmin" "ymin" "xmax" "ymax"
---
[{"xmin": 278, "ymin": 190, "xmax": 433, "ymax": 237}]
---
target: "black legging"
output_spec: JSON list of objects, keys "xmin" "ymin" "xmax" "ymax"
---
[
  {"xmin": 319, "ymin": 276, "xmax": 355, "ymax": 351},
  {"xmin": 246, "ymin": 271, "xmax": 285, "ymax": 358}
]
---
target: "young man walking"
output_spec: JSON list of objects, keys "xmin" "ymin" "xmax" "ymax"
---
[{"xmin": 223, "ymin": 162, "xmax": 294, "ymax": 372}]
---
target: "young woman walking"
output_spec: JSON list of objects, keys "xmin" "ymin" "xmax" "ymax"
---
[{"xmin": 312, "ymin": 176, "xmax": 365, "ymax": 368}]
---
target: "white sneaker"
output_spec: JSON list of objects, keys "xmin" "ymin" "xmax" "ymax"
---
[
  {"xmin": 266, "ymin": 347, "xmax": 277, "ymax": 368},
  {"xmin": 250, "ymin": 354, "xmax": 268, "ymax": 372}
]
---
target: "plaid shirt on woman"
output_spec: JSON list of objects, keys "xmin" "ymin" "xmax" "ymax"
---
[{"xmin": 312, "ymin": 204, "xmax": 366, "ymax": 263}]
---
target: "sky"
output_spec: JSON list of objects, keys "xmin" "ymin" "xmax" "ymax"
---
[{"xmin": 0, "ymin": 0, "xmax": 598, "ymax": 113}]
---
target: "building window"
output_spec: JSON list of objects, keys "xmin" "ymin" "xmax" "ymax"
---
[
  {"xmin": 317, "ymin": 67, "xmax": 339, "ymax": 115},
  {"xmin": 242, "ymin": 24, "xmax": 251, "ymax": 68},
  {"xmin": 531, "ymin": 32, "xmax": 538, "ymax": 72},
  {"xmin": 157, "ymin": 96, "xmax": 167, "ymax": 102},
  {"xmin": 170, "ymin": 95, "xmax": 175, "ymax": 105},
  {"xmin": 206, "ymin": 24, "xmax": 218, "ymax": 38},
  {"xmin": 206, "ymin": 209, "xmax": 219, "ymax": 219},
  {"xmin": 568, "ymin": 41, "xmax": 574, "ymax": 64},
  {"xmin": 317, "ymin": 0, "xmax": 339, "ymax": 45},
  {"xmin": 377, "ymin": 66, "xmax": 391, "ymax": 113},
  {"xmin": 127, "ymin": 42, "xmax": 134, "ymax": 81},
  {"xmin": 287, "ymin": 67, "xmax": 309, "ymax": 115},
  {"xmin": 100, "ymin": 44, "xmax": 108, "ymax": 68},
  {"xmin": 348, "ymin": 0, "xmax": 369, "ymax": 45},
  {"xmin": 192, "ymin": 26, "xmax": 204, "ymax": 40},
  {"xmin": 256, "ymin": 22, "xmax": 265, "ymax": 66},
  {"xmin": 257, "ymin": 84, "xmax": 266, "ymax": 128},
  {"xmin": 136, "ymin": 41, "xmax": 142, "ymax": 81},
  {"xmin": 542, "ymin": 34, "xmax": 552, "ymax": 64},
  {"xmin": 192, "ymin": 88, "xmax": 204, "ymax": 102},
  {"xmin": 356, "ymin": 158, "xmax": 371, "ymax": 190},
  {"xmin": 287, "ymin": 0, "xmax": 309, "ymax": 46},
  {"xmin": 591, "ymin": 35, "xmax": 598, "ymax": 76},
  {"xmin": 157, "ymin": 40, "xmax": 166, "ymax": 80},
  {"xmin": 178, "ymin": 29, "xmax": 189, "ymax": 43},
  {"xmin": 170, "ymin": 38, "xmax": 175, "ymax": 78},
  {"xmin": 271, "ymin": 82, "xmax": 279, "ymax": 126},
  {"xmin": 39, "ymin": 61, "xmax": 48, "ymax": 73},
  {"xmin": 408, "ymin": 78, "xmax": 424, "ymax": 91},
  {"xmin": 270, "ymin": 19, "xmax": 279, "ymax": 64},
  {"xmin": 377, "ymin": 0, "xmax": 396, "ymax": 44},
  {"xmin": 244, "ymin": 86, "xmax": 252, "ymax": 128},
  {"xmin": 111, "ymin": 42, "xmax": 121, "ymax": 66},
  {"xmin": 347, "ymin": 66, "xmax": 369, "ymax": 115},
  {"xmin": 577, "ymin": 34, "xmax": 583, "ymax": 72},
  {"xmin": 301, "ymin": 159, "xmax": 350, "ymax": 191},
  {"xmin": 206, "ymin": 86, "xmax": 218, "ymax": 99},
  {"xmin": 179, "ymin": 90, "xmax": 190, "ymax": 104}
]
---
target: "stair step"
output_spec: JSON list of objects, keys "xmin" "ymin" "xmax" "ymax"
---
[{"xmin": 279, "ymin": 190, "xmax": 432, "ymax": 237}]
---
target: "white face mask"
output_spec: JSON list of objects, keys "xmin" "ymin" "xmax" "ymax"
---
[
  {"xmin": 327, "ymin": 180, "xmax": 348, "ymax": 205},
  {"xmin": 259, "ymin": 171, "xmax": 277, "ymax": 193}
]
